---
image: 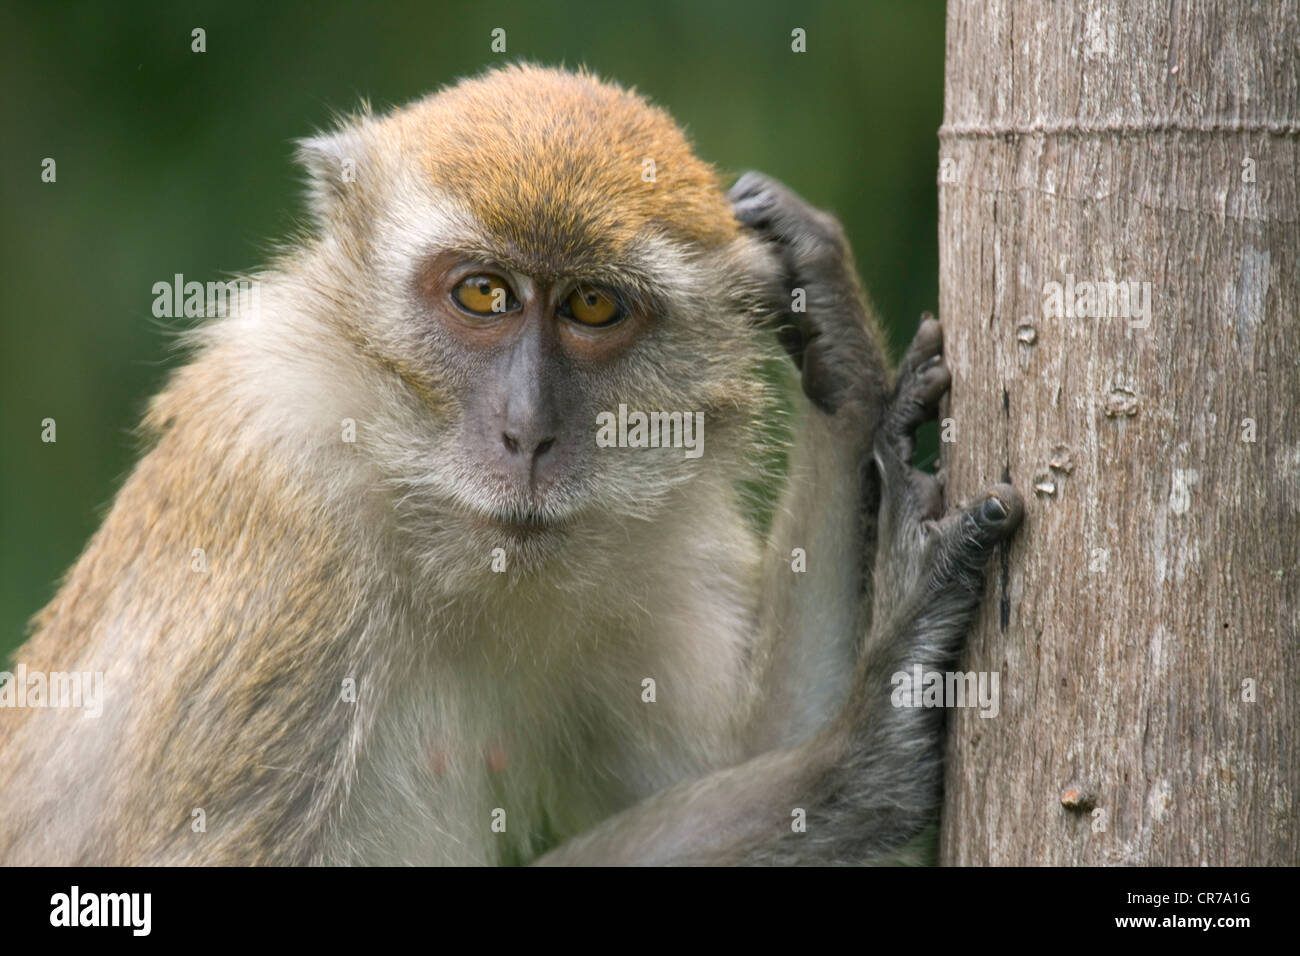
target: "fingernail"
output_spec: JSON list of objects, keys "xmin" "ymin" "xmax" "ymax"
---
[{"xmin": 982, "ymin": 497, "xmax": 1007, "ymax": 521}]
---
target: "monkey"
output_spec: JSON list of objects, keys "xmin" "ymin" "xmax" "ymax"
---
[{"xmin": 0, "ymin": 64, "xmax": 1021, "ymax": 865}]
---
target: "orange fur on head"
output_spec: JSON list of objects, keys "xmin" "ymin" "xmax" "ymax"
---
[{"xmin": 388, "ymin": 64, "xmax": 740, "ymax": 276}]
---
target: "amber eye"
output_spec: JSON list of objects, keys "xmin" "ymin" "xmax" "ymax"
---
[
  {"xmin": 452, "ymin": 274, "xmax": 518, "ymax": 316},
  {"xmin": 562, "ymin": 285, "xmax": 622, "ymax": 327}
]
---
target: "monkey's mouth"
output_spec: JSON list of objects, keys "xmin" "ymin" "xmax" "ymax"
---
[{"xmin": 471, "ymin": 507, "xmax": 570, "ymax": 538}]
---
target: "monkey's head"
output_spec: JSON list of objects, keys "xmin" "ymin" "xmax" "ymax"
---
[{"xmin": 286, "ymin": 65, "xmax": 781, "ymax": 573}]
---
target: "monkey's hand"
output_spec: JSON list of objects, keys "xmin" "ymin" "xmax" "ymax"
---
[
  {"xmin": 865, "ymin": 315, "xmax": 1022, "ymax": 642},
  {"xmin": 728, "ymin": 171, "xmax": 889, "ymax": 425},
  {"xmin": 830, "ymin": 315, "xmax": 1022, "ymax": 853}
]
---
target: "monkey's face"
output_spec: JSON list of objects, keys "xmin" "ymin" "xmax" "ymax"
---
[
  {"xmin": 301, "ymin": 66, "xmax": 780, "ymax": 564},
  {"xmin": 408, "ymin": 251, "xmax": 665, "ymax": 529}
]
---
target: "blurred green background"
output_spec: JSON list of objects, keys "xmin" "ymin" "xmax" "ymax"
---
[{"xmin": 0, "ymin": 0, "xmax": 945, "ymax": 659}]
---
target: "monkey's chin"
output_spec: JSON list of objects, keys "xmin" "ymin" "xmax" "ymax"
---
[{"xmin": 466, "ymin": 511, "xmax": 575, "ymax": 571}]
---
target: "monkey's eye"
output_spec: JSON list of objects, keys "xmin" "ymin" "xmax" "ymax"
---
[
  {"xmin": 452, "ymin": 274, "xmax": 518, "ymax": 316},
  {"xmin": 561, "ymin": 285, "xmax": 622, "ymax": 327}
]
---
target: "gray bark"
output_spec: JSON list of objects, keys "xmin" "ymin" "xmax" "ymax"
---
[{"xmin": 936, "ymin": 0, "xmax": 1300, "ymax": 865}]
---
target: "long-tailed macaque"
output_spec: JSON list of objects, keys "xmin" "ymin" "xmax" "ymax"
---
[{"xmin": 0, "ymin": 65, "xmax": 1021, "ymax": 865}]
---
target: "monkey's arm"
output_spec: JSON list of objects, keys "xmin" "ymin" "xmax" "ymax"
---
[
  {"xmin": 538, "ymin": 322, "xmax": 1022, "ymax": 864},
  {"xmin": 728, "ymin": 172, "xmax": 892, "ymax": 751},
  {"xmin": 743, "ymin": 404, "xmax": 876, "ymax": 750}
]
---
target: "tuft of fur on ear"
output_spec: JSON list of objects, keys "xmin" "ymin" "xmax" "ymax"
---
[{"xmin": 294, "ymin": 104, "xmax": 373, "ymax": 227}]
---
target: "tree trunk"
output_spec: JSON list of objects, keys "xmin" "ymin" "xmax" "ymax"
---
[{"xmin": 936, "ymin": 0, "xmax": 1299, "ymax": 865}]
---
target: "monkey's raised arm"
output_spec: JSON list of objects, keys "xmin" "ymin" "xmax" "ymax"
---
[{"xmin": 725, "ymin": 172, "xmax": 894, "ymax": 752}]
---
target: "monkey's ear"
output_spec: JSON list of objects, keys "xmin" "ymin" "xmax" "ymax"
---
[{"xmin": 294, "ymin": 111, "xmax": 371, "ymax": 226}]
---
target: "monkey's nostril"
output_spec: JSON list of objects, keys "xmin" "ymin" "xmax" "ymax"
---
[{"xmin": 501, "ymin": 432, "xmax": 555, "ymax": 461}]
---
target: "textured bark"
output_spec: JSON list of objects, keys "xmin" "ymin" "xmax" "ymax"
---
[{"xmin": 937, "ymin": 0, "xmax": 1299, "ymax": 865}]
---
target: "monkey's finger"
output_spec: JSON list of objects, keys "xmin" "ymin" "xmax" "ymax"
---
[
  {"xmin": 897, "ymin": 361, "xmax": 950, "ymax": 425},
  {"xmin": 727, "ymin": 169, "xmax": 772, "ymax": 202},
  {"xmin": 900, "ymin": 314, "xmax": 943, "ymax": 377},
  {"xmin": 881, "ymin": 358, "xmax": 950, "ymax": 465},
  {"xmin": 732, "ymin": 196, "xmax": 777, "ymax": 232},
  {"xmin": 728, "ymin": 171, "xmax": 841, "ymax": 249},
  {"xmin": 728, "ymin": 170, "xmax": 781, "ymax": 229},
  {"xmin": 909, "ymin": 469, "xmax": 945, "ymax": 522},
  {"xmin": 728, "ymin": 169, "xmax": 787, "ymax": 207},
  {"xmin": 892, "ymin": 315, "xmax": 948, "ymax": 413},
  {"xmin": 930, "ymin": 484, "xmax": 1023, "ymax": 578}
]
